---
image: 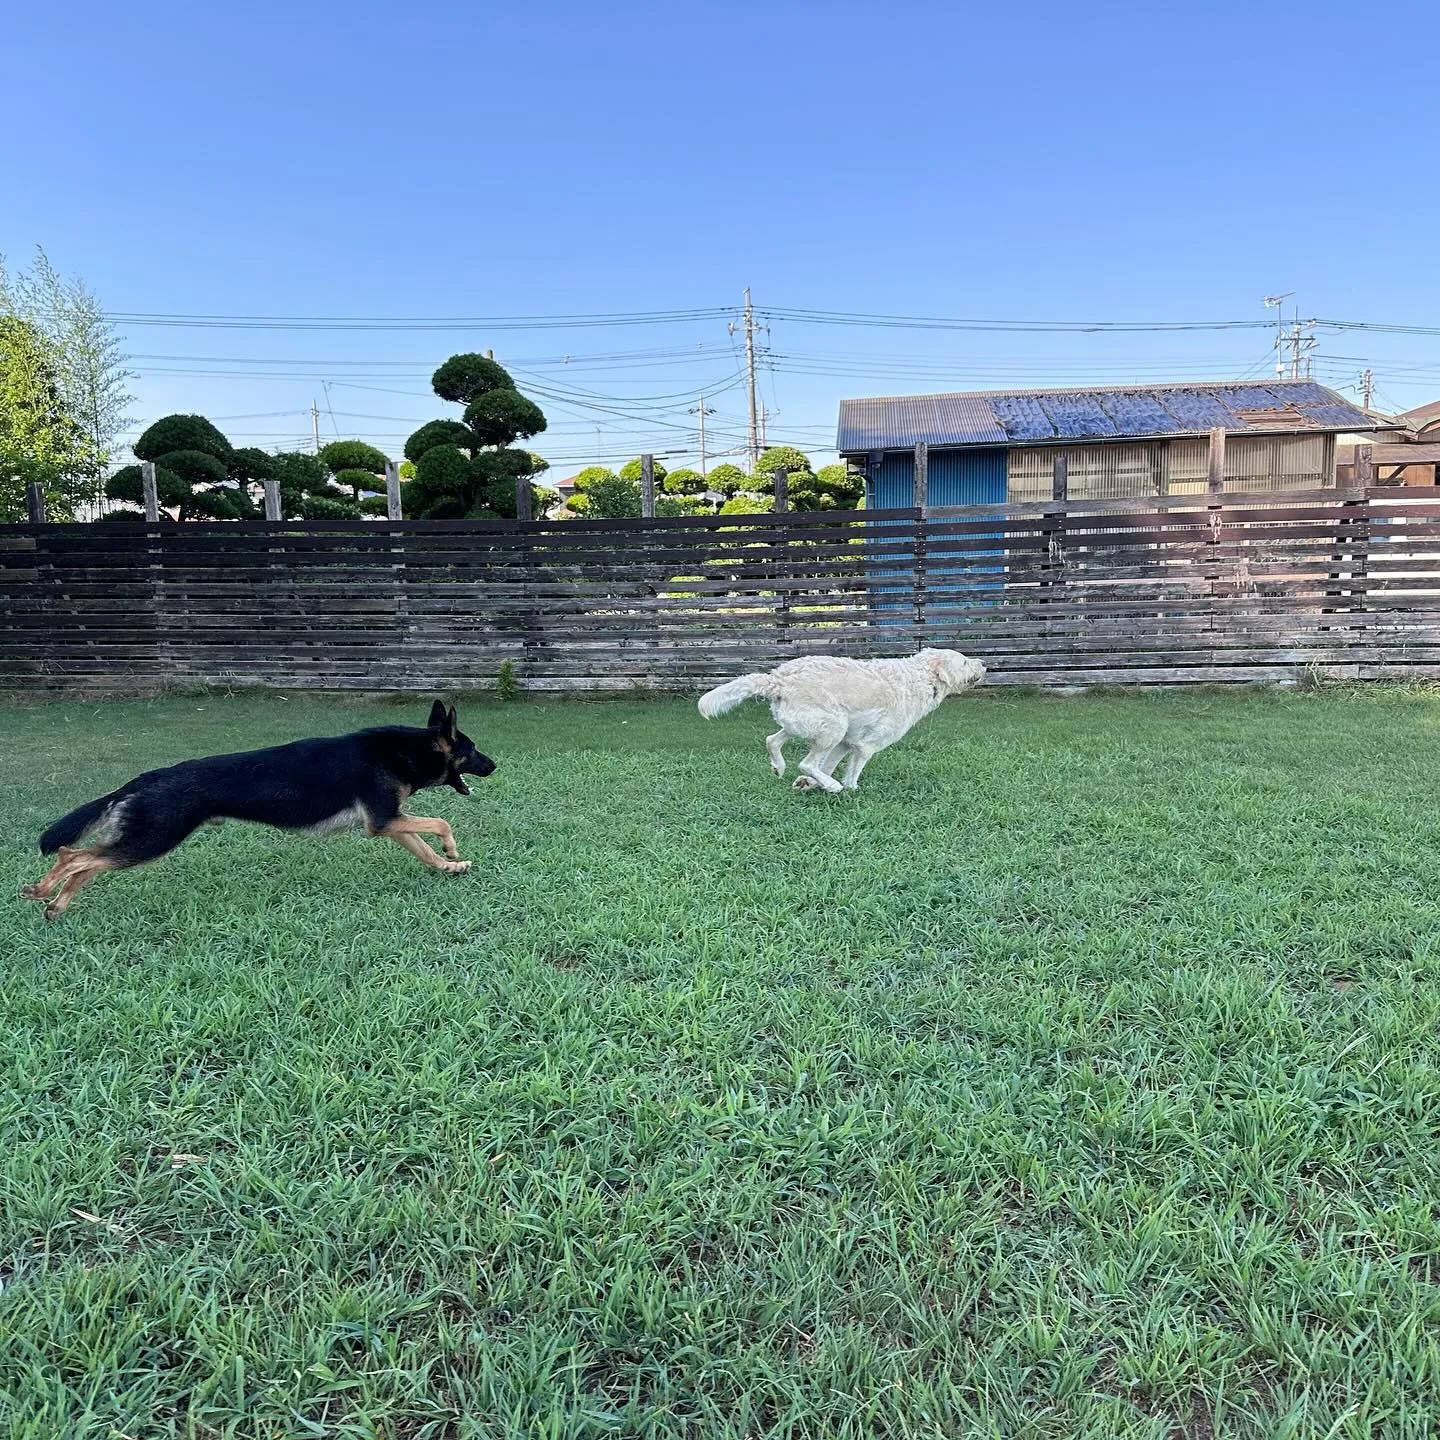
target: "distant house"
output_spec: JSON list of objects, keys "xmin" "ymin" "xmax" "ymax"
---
[
  {"xmin": 1337, "ymin": 400, "xmax": 1440, "ymax": 487},
  {"xmin": 836, "ymin": 380, "xmax": 1384, "ymax": 507}
]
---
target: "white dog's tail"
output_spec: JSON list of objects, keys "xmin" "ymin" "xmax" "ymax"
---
[{"xmin": 697, "ymin": 671, "xmax": 777, "ymax": 718}]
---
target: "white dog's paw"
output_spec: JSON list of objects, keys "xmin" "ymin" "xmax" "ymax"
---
[
  {"xmin": 792, "ymin": 776, "xmax": 817, "ymax": 791},
  {"xmin": 771, "ymin": 760, "xmax": 786, "ymax": 778}
]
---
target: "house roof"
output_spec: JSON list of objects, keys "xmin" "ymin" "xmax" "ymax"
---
[
  {"xmin": 1398, "ymin": 399, "xmax": 1440, "ymax": 430},
  {"xmin": 837, "ymin": 379, "xmax": 1383, "ymax": 453}
]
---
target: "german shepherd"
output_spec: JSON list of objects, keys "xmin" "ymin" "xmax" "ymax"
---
[{"xmin": 22, "ymin": 701, "xmax": 495, "ymax": 921}]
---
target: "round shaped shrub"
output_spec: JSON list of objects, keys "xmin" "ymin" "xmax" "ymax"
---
[
  {"xmin": 662, "ymin": 467, "xmax": 705, "ymax": 495},
  {"xmin": 463, "ymin": 390, "xmax": 547, "ymax": 447},
  {"xmin": 413, "ymin": 444, "xmax": 473, "ymax": 496},
  {"xmin": 431, "ymin": 353, "xmax": 515, "ymax": 404},
  {"xmin": 228, "ymin": 447, "xmax": 275, "ymax": 484},
  {"xmin": 707, "ymin": 463, "xmax": 747, "ymax": 496},
  {"xmin": 318, "ymin": 440, "xmax": 389, "ymax": 475},
  {"xmin": 619, "ymin": 456, "xmax": 667, "ymax": 485},
  {"xmin": 134, "ymin": 414, "xmax": 233, "ymax": 462},
  {"xmin": 403, "ymin": 420, "xmax": 475, "ymax": 463},
  {"xmin": 105, "ymin": 463, "xmax": 188, "ymax": 509}
]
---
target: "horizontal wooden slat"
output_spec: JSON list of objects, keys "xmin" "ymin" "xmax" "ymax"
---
[{"xmin": 6, "ymin": 490, "xmax": 1440, "ymax": 692}]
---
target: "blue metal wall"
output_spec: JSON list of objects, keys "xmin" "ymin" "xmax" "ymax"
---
[
  {"xmin": 866, "ymin": 447, "xmax": 1007, "ymax": 507},
  {"xmin": 866, "ymin": 447, "xmax": 1007, "ymax": 623}
]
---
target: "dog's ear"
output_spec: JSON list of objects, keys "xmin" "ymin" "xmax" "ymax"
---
[
  {"xmin": 427, "ymin": 699, "xmax": 448, "ymax": 730},
  {"xmin": 446, "ymin": 704, "xmax": 458, "ymax": 735}
]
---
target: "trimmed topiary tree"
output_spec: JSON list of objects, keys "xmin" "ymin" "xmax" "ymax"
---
[
  {"xmin": 403, "ymin": 353, "xmax": 548, "ymax": 519},
  {"xmin": 707, "ymin": 463, "xmax": 748, "ymax": 497},
  {"xmin": 318, "ymin": 440, "xmax": 389, "ymax": 502},
  {"xmin": 269, "ymin": 450, "xmax": 357, "ymax": 520},
  {"xmin": 106, "ymin": 412, "xmax": 255, "ymax": 519},
  {"xmin": 662, "ymin": 467, "xmax": 705, "ymax": 495}
]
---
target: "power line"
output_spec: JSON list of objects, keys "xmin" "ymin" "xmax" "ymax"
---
[
  {"xmin": 761, "ymin": 306, "xmax": 1274, "ymax": 333},
  {"xmin": 93, "ymin": 305, "xmax": 739, "ymax": 332}
]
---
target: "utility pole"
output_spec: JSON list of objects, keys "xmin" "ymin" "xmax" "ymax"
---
[
  {"xmin": 311, "ymin": 400, "xmax": 321, "ymax": 454},
  {"xmin": 731, "ymin": 288, "xmax": 764, "ymax": 473},
  {"xmin": 1361, "ymin": 368, "xmax": 1375, "ymax": 411},
  {"xmin": 1285, "ymin": 316, "xmax": 1315, "ymax": 379},
  {"xmin": 690, "ymin": 395, "xmax": 717, "ymax": 477},
  {"xmin": 1264, "ymin": 295, "xmax": 1315, "ymax": 380},
  {"xmin": 1263, "ymin": 294, "xmax": 1292, "ymax": 378}
]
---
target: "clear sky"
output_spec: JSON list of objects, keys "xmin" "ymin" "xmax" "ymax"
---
[{"xmin": 6, "ymin": 0, "xmax": 1438, "ymax": 475}]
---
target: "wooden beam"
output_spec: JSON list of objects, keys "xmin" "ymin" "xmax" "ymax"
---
[
  {"xmin": 24, "ymin": 482, "xmax": 46, "ymax": 524},
  {"xmin": 640, "ymin": 453, "xmax": 655, "ymax": 518},
  {"xmin": 263, "ymin": 481, "xmax": 281, "ymax": 521},
  {"xmin": 1207, "ymin": 429, "xmax": 1226, "ymax": 494},
  {"xmin": 385, "ymin": 460, "xmax": 403, "ymax": 519},
  {"xmin": 914, "ymin": 442, "xmax": 928, "ymax": 513},
  {"xmin": 515, "ymin": 476, "xmax": 533, "ymax": 522},
  {"xmin": 773, "ymin": 467, "xmax": 789, "ymax": 514},
  {"xmin": 141, "ymin": 461, "xmax": 160, "ymax": 522},
  {"xmin": 1052, "ymin": 453, "xmax": 1068, "ymax": 503},
  {"xmin": 1354, "ymin": 444, "xmax": 1374, "ymax": 486}
]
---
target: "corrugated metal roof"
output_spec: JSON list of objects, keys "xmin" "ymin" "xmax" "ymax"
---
[
  {"xmin": 838, "ymin": 394, "xmax": 1006, "ymax": 451},
  {"xmin": 836, "ymin": 379, "xmax": 1383, "ymax": 453}
]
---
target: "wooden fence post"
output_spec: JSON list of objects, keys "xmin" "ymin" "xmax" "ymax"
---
[
  {"xmin": 141, "ymin": 461, "xmax": 160, "ymax": 522},
  {"xmin": 1045, "ymin": 453, "xmax": 1068, "ymax": 598},
  {"xmin": 1206, "ymin": 428, "xmax": 1226, "ymax": 495},
  {"xmin": 640, "ymin": 453, "xmax": 655, "ymax": 518},
  {"xmin": 385, "ymin": 460, "xmax": 403, "ymax": 519},
  {"xmin": 1354, "ymin": 444, "xmax": 1374, "ymax": 488},
  {"xmin": 263, "ymin": 481, "xmax": 281, "ymax": 521},
  {"xmin": 914, "ymin": 442, "xmax": 928, "ymax": 513},
  {"xmin": 1205, "ymin": 429, "xmax": 1226, "ymax": 593},
  {"xmin": 773, "ymin": 467, "xmax": 788, "ymax": 514},
  {"xmin": 24, "ymin": 482, "xmax": 46, "ymax": 524},
  {"xmin": 515, "ymin": 476, "xmax": 533, "ymax": 522}
]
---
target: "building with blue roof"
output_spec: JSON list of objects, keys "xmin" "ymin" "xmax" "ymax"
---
[{"xmin": 836, "ymin": 380, "xmax": 1386, "ymax": 507}]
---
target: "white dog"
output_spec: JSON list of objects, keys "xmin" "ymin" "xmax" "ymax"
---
[{"xmin": 697, "ymin": 648, "xmax": 985, "ymax": 793}]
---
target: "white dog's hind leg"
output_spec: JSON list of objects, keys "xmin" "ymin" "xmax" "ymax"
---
[
  {"xmin": 795, "ymin": 730, "xmax": 847, "ymax": 793},
  {"xmin": 840, "ymin": 744, "xmax": 878, "ymax": 791},
  {"xmin": 766, "ymin": 729, "xmax": 789, "ymax": 777}
]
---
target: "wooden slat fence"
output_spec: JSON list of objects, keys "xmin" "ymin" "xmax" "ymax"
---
[{"xmin": 5, "ymin": 488, "xmax": 1440, "ymax": 692}]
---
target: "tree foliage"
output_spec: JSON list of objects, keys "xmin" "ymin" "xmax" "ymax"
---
[
  {"xmin": 403, "ymin": 421, "xmax": 472, "ymax": 464},
  {"xmin": 755, "ymin": 445, "xmax": 812, "ymax": 478},
  {"xmin": 0, "ymin": 316, "xmax": 91, "ymax": 520},
  {"xmin": 133, "ymin": 413, "xmax": 232, "ymax": 463},
  {"xmin": 431, "ymin": 353, "xmax": 514, "ymax": 404},
  {"xmin": 578, "ymin": 472, "xmax": 641, "ymax": 518},
  {"xmin": 403, "ymin": 352, "xmax": 549, "ymax": 519},
  {"xmin": 0, "ymin": 248, "xmax": 133, "ymax": 512},
  {"xmin": 318, "ymin": 439, "xmax": 388, "ymax": 476},
  {"xmin": 228, "ymin": 447, "xmax": 275, "ymax": 485},
  {"xmin": 663, "ymin": 467, "xmax": 705, "ymax": 495},
  {"xmin": 618, "ymin": 456, "xmax": 667, "ymax": 485},
  {"xmin": 106, "ymin": 412, "xmax": 254, "ymax": 520},
  {"xmin": 707, "ymin": 463, "xmax": 748, "ymax": 497}
]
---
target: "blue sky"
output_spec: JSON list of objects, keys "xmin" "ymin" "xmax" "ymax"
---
[{"xmin": 6, "ymin": 0, "xmax": 1438, "ymax": 474}]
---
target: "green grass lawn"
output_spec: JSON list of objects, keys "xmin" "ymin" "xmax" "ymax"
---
[{"xmin": 3, "ymin": 686, "xmax": 1440, "ymax": 1438}]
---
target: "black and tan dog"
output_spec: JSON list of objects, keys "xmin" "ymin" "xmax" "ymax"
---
[{"xmin": 22, "ymin": 701, "xmax": 495, "ymax": 920}]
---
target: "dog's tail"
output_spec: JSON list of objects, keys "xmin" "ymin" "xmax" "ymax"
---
[
  {"xmin": 39, "ymin": 792, "xmax": 116, "ymax": 854},
  {"xmin": 697, "ymin": 672, "xmax": 777, "ymax": 719}
]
